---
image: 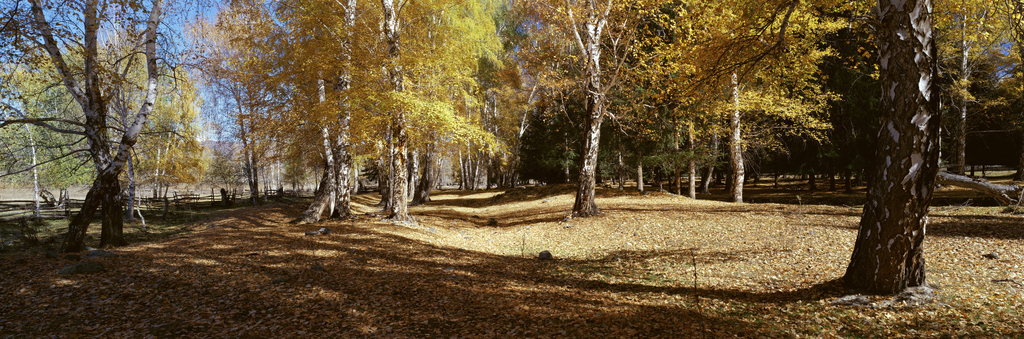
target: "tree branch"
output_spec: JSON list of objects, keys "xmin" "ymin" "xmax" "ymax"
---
[{"xmin": 936, "ymin": 172, "xmax": 1022, "ymax": 205}]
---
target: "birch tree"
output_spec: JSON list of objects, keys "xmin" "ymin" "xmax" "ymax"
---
[
  {"xmin": 0, "ymin": 0, "xmax": 169, "ymax": 252},
  {"xmin": 843, "ymin": 0, "xmax": 942, "ymax": 294},
  {"xmin": 936, "ymin": 0, "xmax": 1010, "ymax": 175}
]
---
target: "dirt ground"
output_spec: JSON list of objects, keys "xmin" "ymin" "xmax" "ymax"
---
[{"xmin": 0, "ymin": 184, "xmax": 1022, "ymax": 338}]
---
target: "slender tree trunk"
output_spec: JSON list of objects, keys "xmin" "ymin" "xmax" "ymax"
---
[
  {"xmin": 1014, "ymin": 1, "xmax": 1024, "ymax": 181},
  {"xmin": 376, "ymin": 157, "xmax": 391, "ymax": 209},
  {"xmin": 844, "ymin": 0, "xmax": 940, "ymax": 295},
  {"xmin": 457, "ymin": 150, "xmax": 465, "ymax": 190},
  {"xmin": 673, "ymin": 117, "xmax": 681, "ymax": 195},
  {"xmin": 949, "ymin": 19, "xmax": 972, "ymax": 175},
  {"xmin": 617, "ymin": 146, "xmax": 625, "ymax": 190},
  {"xmin": 700, "ymin": 132, "xmax": 719, "ymax": 194},
  {"xmin": 407, "ymin": 150, "xmax": 418, "ymax": 200},
  {"xmin": 729, "ymin": 72, "xmax": 744, "ymax": 203},
  {"xmin": 688, "ymin": 122, "xmax": 697, "ymax": 199},
  {"xmin": 636, "ymin": 158, "xmax": 644, "ymax": 192},
  {"xmin": 126, "ymin": 152, "xmax": 136, "ymax": 222},
  {"xmin": 245, "ymin": 147, "xmax": 260, "ymax": 206},
  {"xmin": 25, "ymin": 124, "xmax": 41, "ymax": 220}
]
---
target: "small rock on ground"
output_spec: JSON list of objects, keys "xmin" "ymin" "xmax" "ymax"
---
[
  {"xmin": 86, "ymin": 250, "xmax": 117, "ymax": 258},
  {"xmin": 539, "ymin": 250, "xmax": 553, "ymax": 260},
  {"xmin": 983, "ymin": 252, "xmax": 999, "ymax": 260},
  {"xmin": 58, "ymin": 261, "xmax": 104, "ymax": 275}
]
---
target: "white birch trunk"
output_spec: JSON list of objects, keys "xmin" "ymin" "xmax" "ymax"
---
[
  {"xmin": 381, "ymin": 0, "xmax": 411, "ymax": 222},
  {"xmin": 25, "ymin": 124, "xmax": 41, "ymax": 219},
  {"xmin": 688, "ymin": 122, "xmax": 696, "ymax": 199},
  {"xmin": 729, "ymin": 72, "xmax": 744, "ymax": 203}
]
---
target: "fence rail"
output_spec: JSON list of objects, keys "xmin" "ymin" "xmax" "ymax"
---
[{"xmin": 0, "ymin": 188, "xmax": 314, "ymax": 222}]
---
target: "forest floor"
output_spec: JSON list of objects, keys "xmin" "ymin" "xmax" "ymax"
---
[{"xmin": 1, "ymin": 181, "xmax": 1023, "ymax": 338}]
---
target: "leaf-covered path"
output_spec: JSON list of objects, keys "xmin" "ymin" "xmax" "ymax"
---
[{"xmin": 2, "ymin": 187, "xmax": 1022, "ymax": 338}]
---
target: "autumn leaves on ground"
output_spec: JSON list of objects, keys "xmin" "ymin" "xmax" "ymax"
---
[{"xmin": 2, "ymin": 186, "xmax": 1023, "ymax": 338}]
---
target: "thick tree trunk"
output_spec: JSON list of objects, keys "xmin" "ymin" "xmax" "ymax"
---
[
  {"xmin": 297, "ymin": 162, "xmax": 334, "ymax": 224},
  {"xmin": 568, "ymin": 0, "xmax": 610, "ymax": 218},
  {"xmin": 572, "ymin": 113, "xmax": 602, "ymax": 217},
  {"xmin": 413, "ymin": 145, "xmax": 434, "ymax": 205},
  {"xmin": 62, "ymin": 179, "xmax": 103, "ymax": 252},
  {"xmin": 40, "ymin": 0, "xmax": 164, "ymax": 252},
  {"xmin": 844, "ymin": 0, "xmax": 940, "ymax": 295},
  {"xmin": 332, "ymin": 137, "xmax": 352, "ymax": 219},
  {"xmin": 99, "ymin": 179, "xmax": 127, "ymax": 247},
  {"xmin": 729, "ymin": 72, "xmax": 744, "ymax": 203},
  {"xmin": 302, "ymin": 80, "xmax": 337, "ymax": 222},
  {"xmin": 381, "ymin": 0, "xmax": 410, "ymax": 222}
]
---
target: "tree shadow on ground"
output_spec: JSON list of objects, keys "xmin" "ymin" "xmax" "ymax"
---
[{"xmin": 4, "ymin": 201, "xmax": 847, "ymax": 338}]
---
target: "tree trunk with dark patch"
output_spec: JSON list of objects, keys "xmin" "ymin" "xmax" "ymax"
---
[
  {"xmin": 572, "ymin": 112, "xmax": 602, "ymax": 217},
  {"xmin": 297, "ymin": 163, "xmax": 334, "ymax": 224},
  {"xmin": 413, "ymin": 145, "xmax": 434, "ymax": 205},
  {"xmin": 99, "ymin": 179, "xmax": 127, "ymax": 247},
  {"xmin": 376, "ymin": 157, "xmax": 391, "ymax": 209},
  {"xmin": 1016, "ymin": 130, "xmax": 1024, "ymax": 181},
  {"xmin": 843, "ymin": 0, "xmax": 940, "ymax": 295}
]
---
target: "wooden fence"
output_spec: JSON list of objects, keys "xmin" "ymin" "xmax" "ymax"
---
[{"xmin": 0, "ymin": 188, "xmax": 314, "ymax": 222}]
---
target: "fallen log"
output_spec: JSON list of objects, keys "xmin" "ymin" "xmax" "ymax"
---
[{"xmin": 935, "ymin": 172, "xmax": 1022, "ymax": 205}]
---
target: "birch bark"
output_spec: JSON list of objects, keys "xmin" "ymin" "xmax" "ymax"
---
[
  {"xmin": 34, "ymin": 0, "xmax": 166, "ymax": 251},
  {"xmin": 843, "ymin": 0, "xmax": 940, "ymax": 294},
  {"xmin": 381, "ymin": 0, "xmax": 411, "ymax": 222},
  {"xmin": 729, "ymin": 72, "xmax": 744, "ymax": 203},
  {"xmin": 569, "ymin": 0, "xmax": 613, "ymax": 218}
]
